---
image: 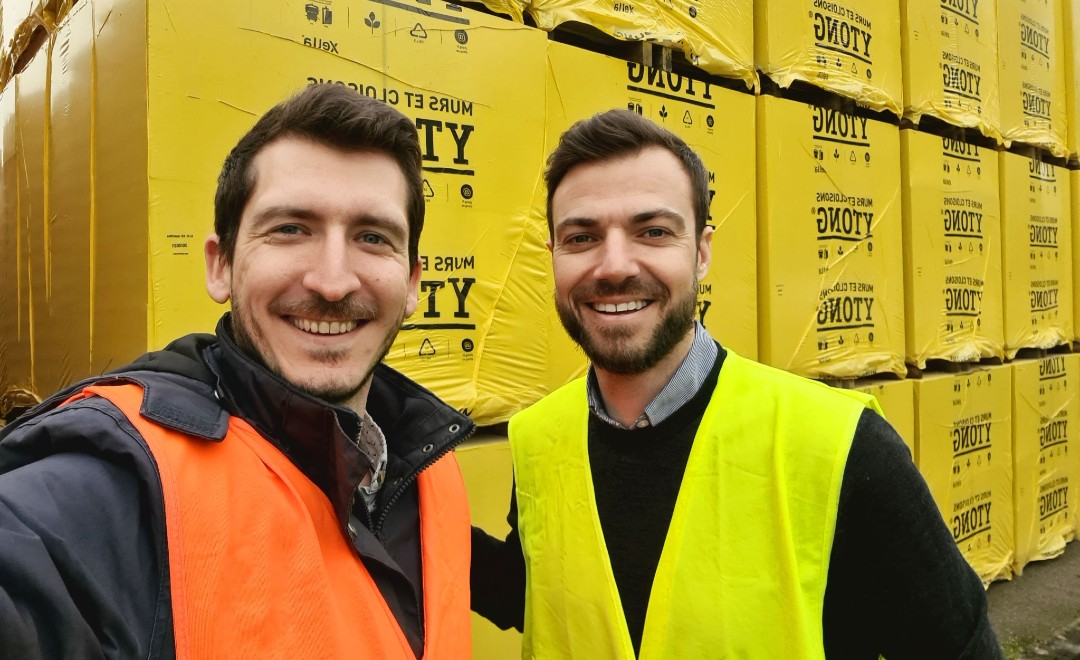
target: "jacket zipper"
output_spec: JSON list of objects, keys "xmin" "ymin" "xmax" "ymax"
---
[
  {"xmin": 372, "ymin": 421, "xmax": 475, "ymax": 648},
  {"xmin": 372, "ymin": 423, "xmax": 474, "ymax": 535}
]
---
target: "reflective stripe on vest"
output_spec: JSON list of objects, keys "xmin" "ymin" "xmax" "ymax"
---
[
  {"xmin": 67, "ymin": 383, "xmax": 471, "ymax": 659},
  {"xmin": 509, "ymin": 350, "xmax": 880, "ymax": 659}
]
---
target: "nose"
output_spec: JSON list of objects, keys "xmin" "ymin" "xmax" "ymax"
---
[
  {"xmin": 592, "ymin": 232, "xmax": 640, "ymax": 282},
  {"xmin": 302, "ymin": 236, "xmax": 361, "ymax": 301}
]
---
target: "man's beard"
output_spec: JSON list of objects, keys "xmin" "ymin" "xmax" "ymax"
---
[
  {"xmin": 231, "ymin": 293, "xmax": 400, "ymax": 405},
  {"xmin": 555, "ymin": 276, "xmax": 697, "ymax": 375}
]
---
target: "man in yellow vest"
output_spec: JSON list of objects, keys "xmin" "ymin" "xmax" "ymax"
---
[
  {"xmin": 0, "ymin": 85, "xmax": 473, "ymax": 658},
  {"xmin": 471, "ymin": 110, "xmax": 1004, "ymax": 659}
]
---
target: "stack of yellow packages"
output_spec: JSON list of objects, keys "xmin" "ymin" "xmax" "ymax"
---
[
  {"xmin": 758, "ymin": 95, "xmax": 905, "ymax": 379},
  {"xmin": 1011, "ymin": 354, "xmax": 1080, "ymax": 574},
  {"xmin": 523, "ymin": 0, "xmax": 757, "ymax": 89},
  {"xmin": 755, "ymin": 0, "xmax": 902, "ymax": 116},
  {"xmin": 916, "ymin": 365, "xmax": 1015, "ymax": 584},
  {"xmin": 900, "ymin": 0, "xmax": 1000, "ymax": 142},
  {"xmin": 997, "ymin": 0, "xmax": 1069, "ymax": 156},
  {"xmin": 0, "ymin": 0, "xmax": 585, "ymax": 424},
  {"xmin": 900, "ymin": 128, "xmax": 1004, "ymax": 368},
  {"xmin": 998, "ymin": 150, "xmax": 1074, "ymax": 357}
]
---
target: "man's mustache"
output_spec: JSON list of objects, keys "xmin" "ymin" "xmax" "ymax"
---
[
  {"xmin": 270, "ymin": 296, "xmax": 380, "ymax": 320},
  {"xmin": 573, "ymin": 277, "xmax": 666, "ymax": 300}
]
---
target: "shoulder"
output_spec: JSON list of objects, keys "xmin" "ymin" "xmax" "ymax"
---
[
  {"xmin": 722, "ymin": 352, "xmax": 875, "ymax": 411},
  {"xmin": 844, "ymin": 409, "xmax": 918, "ymax": 489},
  {"xmin": 1, "ymin": 371, "xmax": 228, "ymax": 490},
  {"xmin": 508, "ymin": 377, "xmax": 587, "ymax": 435},
  {"xmin": 0, "ymin": 382, "xmax": 175, "ymax": 513},
  {"xmin": 1, "ymin": 393, "xmax": 149, "ymax": 469}
]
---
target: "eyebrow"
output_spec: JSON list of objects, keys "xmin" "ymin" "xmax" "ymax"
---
[
  {"xmin": 252, "ymin": 205, "xmax": 319, "ymax": 225},
  {"xmin": 630, "ymin": 208, "xmax": 688, "ymax": 227},
  {"xmin": 554, "ymin": 208, "xmax": 689, "ymax": 234}
]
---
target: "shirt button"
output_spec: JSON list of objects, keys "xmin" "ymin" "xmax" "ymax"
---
[{"xmin": 635, "ymin": 420, "xmax": 650, "ymax": 429}]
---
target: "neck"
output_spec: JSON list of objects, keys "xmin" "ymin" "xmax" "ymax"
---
[
  {"xmin": 338, "ymin": 380, "xmax": 372, "ymax": 418},
  {"xmin": 593, "ymin": 330, "xmax": 695, "ymax": 427}
]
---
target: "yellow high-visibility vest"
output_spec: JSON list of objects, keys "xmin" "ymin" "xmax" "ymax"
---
[{"xmin": 510, "ymin": 350, "xmax": 880, "ymax": 659}]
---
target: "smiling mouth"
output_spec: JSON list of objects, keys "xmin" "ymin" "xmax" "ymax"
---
[
  {"xmin": 290, "ymin": 317, "xmax": 359, "ymax": 335},
  {"xmin": 589, "ymin": 300, "xmax": 650, "ymax": 314}
]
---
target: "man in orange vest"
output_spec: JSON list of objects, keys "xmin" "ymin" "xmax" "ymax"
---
[
  {"xmin": 0, "ymin": 84, "xmax": 473, "ymax": 659},
  {"xmin": 471, "ymin": 110, "xmax": 1003, "ymax": 658}
]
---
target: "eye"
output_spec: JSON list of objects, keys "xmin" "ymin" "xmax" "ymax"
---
[
  {"xmin": 360, "ymin": 232, "xmax": 387, "ymax": 245},
  {"xmin": 275, "ymin": 224, "xmax": 302, "ymax": 235},
  {"xmin": 643, "ymin": 227, "xmax": 668, "ymax": 238},
  {"xmin": 568, "ymin": 234, "xmax": 593, "ymax": 245}
]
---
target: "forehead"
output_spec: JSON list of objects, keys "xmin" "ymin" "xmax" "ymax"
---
[
  {"xmin": 243, "ymin": 138, "xmax": 409, "ymax": 216},
  {"xmin": 551, "ymin": 147, "xmax": 693, "ymax": 222}
]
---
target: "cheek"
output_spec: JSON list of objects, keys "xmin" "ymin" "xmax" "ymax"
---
[
  {"xmin": 551, "ymin": 257, "xmax": 584, "ymax": 287},
  {"xmin": 232, "ymin": 259, "xmax": 288, "ymax": 307}
]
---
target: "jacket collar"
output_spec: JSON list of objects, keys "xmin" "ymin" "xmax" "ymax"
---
[{"xmin": 203, "ymin": 315, "xmax": 474, "ymax": 530}]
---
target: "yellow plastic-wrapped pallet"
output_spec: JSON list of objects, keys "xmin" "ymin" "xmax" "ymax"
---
[
  {"xmin": 999, "ymin": 150, "xmax": 1074, "ymax": 357},
  {"xmin": 997, "ymin": 0, "xmax": 1069, "ymax": 156},
  {"xmin": 1065, "ymin": 0, "xmax": 1080, "ymax": 158},
  {"xmin": 1, "ymin": 0, "xmax": 39, "ymax": 83},
  {"xmin": 527, "ymin": 0, "xmax": 756, "ymax": 90},
  {"xmin": 2, "ymin": 0, "xmax": 161, "ymax": 392},
  {"xmin": 546, "ymin": 40, "xmax": 758, "ymax": 359},
  {"xmin": 0, "ymin": 0, "xmax": 575, "ymax": 424},
  {"xmin": 1012, "ymin": 354, "xmax": 1079, "ymax": 574},
  {"xmin": 654, "ymin": 0, "xmax": 756, "ymax": 89},
  {"xmin": 758, "ymin": 95, "xmax": 906, "ymax": 379},
  {"xmin": 0, "ymin": 0, "xmax": 78, "ymax": 90},
  {"xmin": 13, "ymin": 46, "xmax": 47, "ymax": 393},
  {"xmin": 900, "ymin": 0, "xmax": 1000, "ymax": 142},
  {"xmin": 1074, "ymin": 169, "xmax": 1080, "ymax": 342},
  {"xmin": 900, "ymin": 129, "xmax": 1004, "ymax": 368},
  {"xmin": 90, "ymin": 0, "xmax": 148, "ymax": 382},
  {"xmin": 464, "ymin": 0, "xmax": 525, "ymax": 23},
  {"xmin": 850, "ymin": 378, "xmax": 916, "ymax": 458},
  {"xmin": 915, "ymin": 365, "xmax": 1014, "ymax": 585},
  {"xmin": 0, "ymin": 82, "xmax": 31, "ymax": 393},
  {"xmin": 755, "ymin": 0, "xmax": 902, "ymax": 116},
  {"xmin": 33, "ymin": 1, "xmax": 94, "ymax": 396}
]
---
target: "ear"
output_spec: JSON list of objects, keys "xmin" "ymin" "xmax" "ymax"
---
[
  {"xmin": 204, "ymin": 234, "xmax": 232, "ymax": 304},
  {"xmin": 403, "ymin": 259, "xmax": 423, "ymax": 318},
  {"xmin": 545, "ymin": 238, "xmax": 553, "ymax": 253},
  {"xmin": 696, "ymin": 226, "xmax": 714, "ymax": 281}
]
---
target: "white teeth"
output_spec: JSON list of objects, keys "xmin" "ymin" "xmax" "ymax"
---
[
  {"xmin": 292, "ymin": 318, "xmax": 358, "ymax": 335},
  {"xmin": 593, "ymin": 300, "xmax": 647, "ymax": 313}
]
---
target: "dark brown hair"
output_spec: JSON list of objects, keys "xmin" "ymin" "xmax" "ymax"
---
[
  {"xmin": 545, "ymin": 109, "xmax": 709, "ymax": 238},
  {"xmin": 214, "ymin": 84, "xmax": 425, "ymax": 266}
]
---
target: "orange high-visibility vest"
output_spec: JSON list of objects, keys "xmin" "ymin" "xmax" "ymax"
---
[{"xmin": 67, "ymin": 383, "xmax": 471, "ymax": 659}]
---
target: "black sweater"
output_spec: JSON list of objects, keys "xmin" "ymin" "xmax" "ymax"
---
[{"xmin": 471, "ymin": 351, "xmax": 1004, "ymax": 659}]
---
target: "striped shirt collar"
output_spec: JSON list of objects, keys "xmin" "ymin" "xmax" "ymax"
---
[{"xmin": 586, "ymin": 321, "xmax": 719, "ymax": 429}]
